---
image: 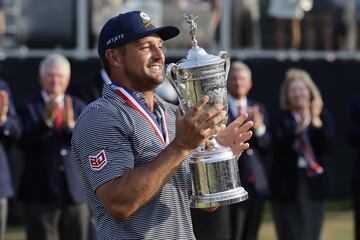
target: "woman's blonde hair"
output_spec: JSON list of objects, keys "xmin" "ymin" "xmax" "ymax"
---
[{"xmin": 279, "ymin": 68, "xmax": 323, "ymax": 110}]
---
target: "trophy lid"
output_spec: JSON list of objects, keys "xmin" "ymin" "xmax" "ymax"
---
[{"xmin": 178, "ymin": 14, "xmax": 225, "ymax": 69}]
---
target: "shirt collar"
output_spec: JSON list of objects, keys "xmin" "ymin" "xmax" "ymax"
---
[
  {"xmin": 228, "ymin": 94, "xmax": 248, "ymax": 116},
  {"xmin": 228, "ymin": 95, "xmax": 247, "ymax": 107},
  {"xmin": 41, "ymin": 90, "xmax": 65, "ymax": 106},
  {"xmin": 104, "ymin": 84, "xmax": 162, "ymax": 110},
  {"xmin": 100, "ymin": 69, "xmax": 112, "ymax": 85}
]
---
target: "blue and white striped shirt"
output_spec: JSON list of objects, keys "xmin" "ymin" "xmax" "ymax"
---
[{"xmin": 72, "ymin": 84, "xmax": 195, "ymax": 240}]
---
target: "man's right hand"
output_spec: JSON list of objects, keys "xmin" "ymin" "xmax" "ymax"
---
[
  {"xmin": 172, "ymin": 96, "xmax": 226, "ymax": 152},
  {"xmin": 43, "ymin": 95, "xmax": 58, "ymax": 122},
  {"xmin": 0, "ymin": 90, "xmax": 9, "ymax": 124}
]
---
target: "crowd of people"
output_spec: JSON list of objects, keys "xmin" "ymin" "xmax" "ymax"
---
[
  {"xmin": 89, "ymin": 0, "xmax": 360, "ymax": 51},
  {"xmin": 0, "ymin": 7, "xmax": 359, "ymax": 240},
  {"xmin": 1, "ymin": 0, "xmax": 360, "ymax": 51}
]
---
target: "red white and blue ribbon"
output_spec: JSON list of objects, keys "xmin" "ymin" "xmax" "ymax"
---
[{"xmin": 112, "ymin": 84, "xmax": 170, "ymax": 146}]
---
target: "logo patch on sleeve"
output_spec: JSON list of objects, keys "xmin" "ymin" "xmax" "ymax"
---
[{"xmin": 89, "ymin": 150, "xmax": 107, "ymax": 171}]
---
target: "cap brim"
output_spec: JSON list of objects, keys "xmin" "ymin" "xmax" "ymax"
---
[
  {"xmin": 124, "ymin": 26, "xmax": 180, "ymax": 46},
  {"xmin": 154, "ymin": 26, "xmax": 180, "ymax": 41}
]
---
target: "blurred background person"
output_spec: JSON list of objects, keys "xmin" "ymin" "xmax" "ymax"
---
[
  {"xmin": 0, "ymin": 80, "xmax": 21, "ymax": 240},
  {"xmin": 270, "ymin": 68, "xmax": 335, "ymax": 240},
  {"xmin": 330, "ymin": 0, "xmax": 355, "ymax": 50},
  {"xmin": 347, "ymin": 92, "xmax": 360, "ymax": 240},
  {"xmin": 304, "ymin": 0, "xmax": 334, "ymax": 50},
  {"xmin": 356, "ymin": 0, "xmax": 360, "ymax": 49},
  {"xmin": 17, "ymin": 54, "xmax": 89, "ymax": 240},
  {"xmin": 204, "ymin": 0, "xmax": 222, "ymax": 49},
  {"xmin": 231, "ymin": 0, "xmax": 262, "ymax": 49},
  {"xmin": 0, "ymin": 0, "xmax": 6, "ymax": 48},
  {"xmin": 227, "ymin": 61, "xmax": 271, "ymax": 240},
  {"xmin": 268, "ymin": 0, "xmax": 305, "ymax": 49}
]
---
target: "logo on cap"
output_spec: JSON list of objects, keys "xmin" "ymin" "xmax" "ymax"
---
[
  {"xmin": 140, "ymin": 12, "xmax": 154, "ymax": 28},
  {"xmin": 106, "ymin": 34, "xmax": 125, "ymax": 46}
]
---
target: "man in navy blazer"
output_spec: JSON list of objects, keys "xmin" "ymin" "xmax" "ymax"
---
[
  {"xmin": 0, "ymin": 80, "xmax": 21, "ymax": 240},
  {"xmin": 17, "ymin": 54, "xmax": 89, "ymax": 240},
  {"xmin": 227, "ymin": 61, "xmax": 271, "ymax": 240}
]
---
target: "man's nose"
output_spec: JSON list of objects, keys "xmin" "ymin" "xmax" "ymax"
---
[{"xmin": 152, "ymin": 46, "xmax": 164, "ymax": 60}]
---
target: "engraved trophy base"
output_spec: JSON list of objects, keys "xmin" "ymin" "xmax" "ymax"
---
[
  {"xmin": 190, "ymin": 187, "xmax": 248, "ymax": 208},
  {"xmin": 189, "ymin": 139, "xmax": 248, "ymax": 208}
]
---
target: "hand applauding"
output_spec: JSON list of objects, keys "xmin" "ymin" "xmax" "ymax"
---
[
  {"xmin": 0, "ymin": 90, "xmax": 8, "ymax": 124},
  {"xmin": 43, "ymin": 94, "xmax": 75, "ymax": 130},
  {"xmin": 63, "ymin": 96, "xmax": 75, "ymax": 130}
]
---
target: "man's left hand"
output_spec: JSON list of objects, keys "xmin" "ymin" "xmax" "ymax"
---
[
  {"xmin": 64, "ymin": 96, "xmax": 75, "ymax": 130},
  {"xmin": 216, "ymin": 112, "xmax": 253, "ymax": 158}
]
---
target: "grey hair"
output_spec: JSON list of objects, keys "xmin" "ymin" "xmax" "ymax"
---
[
  {"xmin": 39, "ymin": 53, "xmax": 71, "ymax": 78},
  {"xmin": 230, "ymin": 61, "xmax": 252, "ymax": 79},
  {"xmin": 280, "ymin": 68, "xmax": 323, "ymax": 110}
]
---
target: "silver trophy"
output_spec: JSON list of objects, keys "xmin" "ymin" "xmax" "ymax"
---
[{"xmin": 166, "ymin": 14, "xmax": 248, "ymax": 208}]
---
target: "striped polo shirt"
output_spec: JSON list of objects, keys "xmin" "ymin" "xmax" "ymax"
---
[{"xmin": 71, "ymin": 84, "xmax": 195, "ymax": 240}]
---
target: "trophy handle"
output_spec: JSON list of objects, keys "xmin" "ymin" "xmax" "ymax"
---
[
  {"xmin": 166, "ymin": 63, "xmax": 185, "ymax": 115},
  {"xmin": 218, "ymin": 51, "xmax": 230, "ymax": 82}
]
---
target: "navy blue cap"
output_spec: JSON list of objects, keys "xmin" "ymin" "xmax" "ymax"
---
[{"xmin": 98, "ymin": 11, "xmax": 180, "ymax": 57}]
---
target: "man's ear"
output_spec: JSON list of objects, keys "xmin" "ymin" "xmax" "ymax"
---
[{"xmin": 104, "ymin": 49, "xmax": 124, "ymax": 68}]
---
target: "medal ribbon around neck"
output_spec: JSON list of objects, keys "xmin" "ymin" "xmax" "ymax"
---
[{"xmin": 112, "ymin": 84, "xmax": 170, "ymax": 146}]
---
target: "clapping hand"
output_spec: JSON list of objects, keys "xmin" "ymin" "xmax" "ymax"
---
[
  {"xmin": 64, "ymin": 96, "xmax": 75, "ymax": 130},
  {"xmin": 311, "ymin": 98, "xmax": 323, "ymax": 127},
  {"xmin": 0, "ymin": 90, "xmax": 9, "ymax": 124},
  {"xmin": 43, "ymin": 95, "xmax": 58, "ymax": 122},
  {"xmin": 248, "ymin": 105, "xmax": 264, "ymax": 130}
]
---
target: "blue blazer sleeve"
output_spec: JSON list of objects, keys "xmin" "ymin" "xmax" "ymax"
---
[
  {"xmin": 0, "ymin": 80, "xmax": 21, "ymax": 198},
  {"xmin": 0, "ymin": 81, "xmax": 22, "ymax": 147}
]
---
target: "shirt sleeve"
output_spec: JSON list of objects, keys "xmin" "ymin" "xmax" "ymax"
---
[{"xmin": 72, "ymin": 105, "xmax": 134, "ymax": 192}]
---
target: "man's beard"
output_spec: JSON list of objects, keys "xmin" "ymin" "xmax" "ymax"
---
[{"xmin": 124, "ymin": 65, "xmax": 163, "ymax": 91}]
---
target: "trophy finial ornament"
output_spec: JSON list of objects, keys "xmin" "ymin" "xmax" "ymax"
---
[{"xmin": 183, "ymin": 14, "xmax": 199, "ymax": 46}]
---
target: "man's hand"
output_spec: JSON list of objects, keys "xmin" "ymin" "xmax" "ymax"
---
[
  {"xmin": 43, "ymin": 95, "xmax": 58, "ymax": 123},
  {"xmin": 248, "ymin": 105, "xmax": 264, "ymax": 130},
  {"xmin": 216, "ymin": 112, "xmax": 253, "ymax": 158},
  {"xmin": 172, "ymin": 96, "xmax": 227, "ymax": 152},
  {"xmin": 0, "ymin": 90, "xmax": 9, "ymax": 124},
  {"xmin": 64, "ymin": 96, "xmax": 75, "ymax": 129}
]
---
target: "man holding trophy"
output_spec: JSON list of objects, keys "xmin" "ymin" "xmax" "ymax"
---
[{"xmin": 72, "ymin": 10, "xmax": 253, "ymax": 240}]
